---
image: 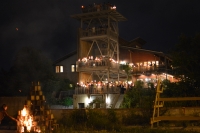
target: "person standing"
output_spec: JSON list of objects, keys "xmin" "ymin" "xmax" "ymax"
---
[{"xmin": 0, "ymin": 104, "xmax": 18, "ymax": 124}]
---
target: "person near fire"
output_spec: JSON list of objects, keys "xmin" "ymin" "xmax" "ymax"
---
[{"xmin": 0, "ymin": 104, "xmax": 18, "ymax": 124}]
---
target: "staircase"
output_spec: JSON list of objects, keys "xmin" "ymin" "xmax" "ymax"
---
[{"xmin": 114, "ymin": 94, "xmax": 124, "ymax": 108}]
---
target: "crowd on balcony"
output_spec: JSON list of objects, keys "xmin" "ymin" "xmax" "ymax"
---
[
  {"xmin": 75, "ymin": 80, "xmax": 130, "ymax": 94},
  {"xmin": 81, "ymin": 2, "xmax": 116, "ymax": 13},
  {"xmin": 77, "ymin": 56, "xmax": 117, "ymax": 67},
  {"xmin": 76, "ymin": 81, "xmax": 120, "ymax": 94}
]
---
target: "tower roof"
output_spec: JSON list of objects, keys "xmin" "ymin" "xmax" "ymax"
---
[{"xmin": 71, "ymin": 10, "xmax": 127, "ymax": 23}]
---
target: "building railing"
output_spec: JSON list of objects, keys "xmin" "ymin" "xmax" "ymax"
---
[
  {"xmin": 132, "ymin": 66, "xmax": 157, "ymax": 73},
  {"xmin": 76, "ymin": 60, "xmax": 119, "ymax": 70},
  {"xmin": 132, "ymin": 65, "xmax": 173, "ymax": 74},
  {"xmin": 75, "ymin": 86, "xmax": 120, "ymax": 94},
  {"xmin": 79, "ymin": 28, "xmax": 118, "ymax": 39},
  {"xmin": 76, "ymin": 60, "xmax": 172, "ymax": 74}
]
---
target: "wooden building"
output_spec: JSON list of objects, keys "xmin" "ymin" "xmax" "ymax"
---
[{"xmin": 53, "ymin": 4, "xmax": 175, "ymax": 109}]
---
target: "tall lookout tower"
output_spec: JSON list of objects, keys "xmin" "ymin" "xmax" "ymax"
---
[
  {"xmin": 71, "ymin": 3, "xmax": 127, "ymax": 109},
  {"xmin": 71, "ymin": 4, "xmax": 127, "ymax": 83}
]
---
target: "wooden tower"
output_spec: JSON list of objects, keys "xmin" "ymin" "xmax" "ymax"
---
[{"xmin": 71, "ymin": 5, "xmax": 127, "ymax": 83}]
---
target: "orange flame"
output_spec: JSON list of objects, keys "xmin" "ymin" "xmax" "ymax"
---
[{"xmin": 19, "ymin": 106, "xmax": 33, "ymax": 132}]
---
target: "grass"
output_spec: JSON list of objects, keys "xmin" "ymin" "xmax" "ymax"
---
[{"xmin": 52, "ymin": 126, "xmax": 200, "ymax": 133}]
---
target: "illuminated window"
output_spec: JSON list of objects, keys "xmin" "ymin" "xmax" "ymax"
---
[
  {"xmin": 156, "ymin": 61, "xmax": 159, "ymax": 65},
  {"xmin": 71, "ymin": 64, "xmax": 77, "ymax": 72},
  {"xmin": 55, "ymin": 66, "xmax": 63, "ymax": 73},
  {"xmin": 144, "ymin": 62, "xmax": 147, "ymax": 66},
  {"xmin": 148, "ymin": 61, "xmax": 151, "ymax": 66},
  {"xmin": 60, "ymin": 66, "xmax": 63, "ymax": 72}
]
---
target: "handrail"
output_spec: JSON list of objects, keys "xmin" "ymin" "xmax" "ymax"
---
[
  {"xmin": 79, "ymin": 28, "xmax": 117, "ymax": 39},
  {"xmin": 75, "ymin": 86, "xmax": 120, "ymax": 94},
  {"xmin": 76, "ymin": 61, "xmax": 119, "ymax": 69}
]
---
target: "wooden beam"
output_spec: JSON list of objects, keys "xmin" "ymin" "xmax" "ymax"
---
[
  {"xmin": 153, "ymin": 116, "xmax": 200, "ymax": 121},
  {"xmin": 158, "ymin": 97, "xmax": 200, "ymax": 101}
]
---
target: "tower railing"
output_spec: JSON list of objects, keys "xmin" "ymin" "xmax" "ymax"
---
[{"xmin": 79, "ymin": 28, "xmax": 118, "ymax": 39}]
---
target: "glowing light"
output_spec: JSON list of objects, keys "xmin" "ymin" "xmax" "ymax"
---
[
  {"xmin": 128, "ymin": 81, "xmax": 132, "ymax": 84},
  {"xmin": 16, "ymin": 28, "xmax": 19, "ymax": 31},
  {"xmin": 111, "ymin": 5, "xmax": 116, "ymax": 10},
  {"xmin": 106, "ymin": 97, "xmax": 110, "ymax": 104},
  {"xmin": 21, "ymin": 108, "xmax": 27, "ymax": 116},
  {"xmin": 19, "ymin": 106, "xmax": 33, "ymax": 132},
  {"xmin": 120, "ymin": 61, "xmax": 126, "ymax": 65},
  {"xmin": 85, "ymin": 97, "xmax": 91, "ymax": 105},
  {"xmin": 129, "ymin": 63, "xmax": 133, "ymax": 66}
]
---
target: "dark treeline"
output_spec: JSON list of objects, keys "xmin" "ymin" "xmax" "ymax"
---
[{"xmin": 0, "ymin": 46, "xmax": 74, "ymax": 105}]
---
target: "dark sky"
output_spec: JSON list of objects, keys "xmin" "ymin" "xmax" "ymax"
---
[{"xmin": 1, "ymin": 0, "xmax": 200, "ymax": 70}]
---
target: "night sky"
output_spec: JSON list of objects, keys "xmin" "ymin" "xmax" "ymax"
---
[{"xmin": 1, "ymin": 0, "xmax": 200, "ymax": 70}]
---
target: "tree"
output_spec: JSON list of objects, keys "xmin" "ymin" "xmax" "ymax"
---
[
  {"xmin": 121, "ymin": 80, "xmax": 155, "ymax": 118},
  {"xmin": 7, "ymin": 46, "xmax": 55, "ymax": 96},
  {"xmin": 0, "ymin": 46, "xmax": 75, "ymax": 105},
  {"xmin": 121, "ymin": 81, "xmax": 141, "ymax": 108},
  {"xmin": 60, "ymin": 97, "xmax": 73, "ymax": 108},
  {"xmin": 119, "ymin": 63, "xmax": 132, "ymax": 82},
  {"xmin": 0, "ymin": 46, "xmax": 55, "ymax": 96},
  {"xmin": 171, "ymin": 34, "xmax": 200, "ymax": 89},
  {"xmin": 42, "ymin": 78, "xmax": 75, "ymax": 105}
]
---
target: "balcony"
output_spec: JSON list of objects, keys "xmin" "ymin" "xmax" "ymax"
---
[
  {"xmin": 132, "ymin": 66, "xmax": 156, "ymax": 73},
  {"xmin": 131, "ymin": 65, "xmax": 172, "ymax": 74},
  {"xmin": 76, "ymin": 60, "xmax": 119, "ymax": 72},
  {"xmin": 75, "ymin": 86, "xmax": 120, "ymax": 94},
  {"xmin": 79, "ymin": 28, "xmax": 118, "ymax": 40}
]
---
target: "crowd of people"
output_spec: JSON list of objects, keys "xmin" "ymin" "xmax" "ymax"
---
[
  {"xmin": 81, "ymin": 2, "xmax": 116, "ymax": 13},
  {"xmin": 77, "ymin": 56, "xmax": 117, "ymax": 67},
  {"xmin": 75, "ymin": 79, "xmax": 134, "ymax": 94},
  {"xmin": 76, "ymin": 81, "xmax": 127, "ymax": 94}
]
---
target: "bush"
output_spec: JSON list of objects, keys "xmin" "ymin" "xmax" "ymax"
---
[
  {"xmin": 86, "ymin": 110, "xmax": 110, "ymax": 130},
  {"xmin": 122, "ymin": 111, "xmax": 148, "ymax": 126}
]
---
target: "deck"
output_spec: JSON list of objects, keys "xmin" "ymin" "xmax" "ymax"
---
[{"xmin": 75, "ymin": 86, "xmax": 120, "ymax": 94}]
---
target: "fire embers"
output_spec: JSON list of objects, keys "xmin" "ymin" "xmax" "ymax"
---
[
  {"xmin": 18, "ymin": 106, "xmax": 33, "ymax": 132},
  {"xmin": 17, "ymin": 82, "xmax": 59, "ymax": 133}
]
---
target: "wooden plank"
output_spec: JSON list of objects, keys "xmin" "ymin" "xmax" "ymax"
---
[
  {"xmin": 80, "ymin": 35, "xmax": 107, "ymax": 40},
  {"xmin": 153, "ymin": 116, "xmax": 200, "ymax": 121},
  {"xmin": 157, "ymin": 97, "xmax": 200, "ymax": 101},
  {"xmin": 154, "ymin": 105, "xmax": 163, "ymax": 108}
]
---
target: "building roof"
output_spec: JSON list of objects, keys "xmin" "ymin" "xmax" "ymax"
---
[
  {"xmin": 120, "ymin": 46, "xmax": 172, "ymax": 61},
  {"xmin": 53, "ymin": 51, "xmax": 77, "ymax": 65},
  {"xmin": 119, "ymin": 37, "xmax": 146, "ymax": 48}
]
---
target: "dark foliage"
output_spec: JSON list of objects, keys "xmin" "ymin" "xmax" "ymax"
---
[{"xmin": 171, "ymin": 33, "xmax": 200, "ymax": 89}]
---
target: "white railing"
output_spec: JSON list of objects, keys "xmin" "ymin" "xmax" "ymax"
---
[{"xmin": 75, "ymin": 86, "xmax": 120, "ymax": 94}]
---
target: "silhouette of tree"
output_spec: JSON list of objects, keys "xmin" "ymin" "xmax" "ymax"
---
[{"xmin": 171, "ymin": 33, "xmax": 200, "ymax": 90}]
